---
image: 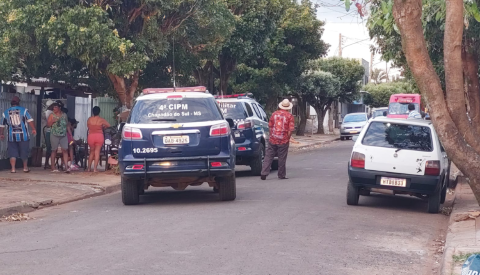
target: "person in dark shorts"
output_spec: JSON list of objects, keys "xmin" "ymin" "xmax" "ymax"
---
[{"xmin": 0, "ymin": 96, "xmax": 37, "ymax": 173}]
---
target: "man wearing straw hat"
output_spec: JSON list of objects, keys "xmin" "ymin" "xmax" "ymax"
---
[{"xmin": 261, "ymin": 99, "xmax": 295, "ymax": 180}]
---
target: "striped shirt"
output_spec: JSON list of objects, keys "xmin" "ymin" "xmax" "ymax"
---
[{"xmin": 1, "ymin": 106, "xmax": 34, "ymax": 142}]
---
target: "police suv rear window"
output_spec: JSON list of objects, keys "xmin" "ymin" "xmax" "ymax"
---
[
  {"xmin": 129, "ymin": 98, "xmax": 223, "ymax": 124},
  {"xmin": 362, "ymin": 121, "xmax": 433, "ymax": 152},
  {"xmin": 218, "ymin": 102, "xmax": 246, "ymax": 119}
]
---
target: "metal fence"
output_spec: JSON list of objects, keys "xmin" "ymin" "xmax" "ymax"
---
[{"xmin": 0, "ymin": 93, "xmax": 38, "ymax": 159}]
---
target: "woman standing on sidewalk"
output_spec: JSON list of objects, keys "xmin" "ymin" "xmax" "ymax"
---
[
  {"xmin": 87, "ymin": 107, "xmax": 110, "ymax": 172},
  {"xmin": 47, "ymin": 103, "xmax": 70, "ymax": 173}
]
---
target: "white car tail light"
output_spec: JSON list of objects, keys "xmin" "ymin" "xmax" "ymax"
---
[
  {"xmin": 351, "ymin": 152, "xmax": 365, "ymax": 169},
  {"xmin": 425, "ymin": 160, "xmax": 440, "ymax": 176},
  {"xmin": 122, "ymin": 126, "xmax": 143, "ymax": 140},
  {"xmin": 210, "ymin": 122, "xmax": 229, "ymax": 137}
]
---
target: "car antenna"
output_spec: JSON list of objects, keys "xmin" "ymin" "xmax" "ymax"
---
[{"xmin": 172, "ymin": 35, "xmax": 176, "ymax": 92}]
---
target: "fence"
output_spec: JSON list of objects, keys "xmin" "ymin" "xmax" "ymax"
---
[
  {"xmin": 94, "ymin": 97, "xmax": 118, "ymax": 127},
  {"xmin": 0, "ymin": 93, "xmax": 38, "ymax": 159}
]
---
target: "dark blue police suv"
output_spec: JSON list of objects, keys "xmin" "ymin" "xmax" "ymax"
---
[{"xmin": 118, "ymin": 86, "xmax": 236, "ymax": 205}]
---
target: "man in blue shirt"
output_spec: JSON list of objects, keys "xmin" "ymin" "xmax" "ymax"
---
[{"xmin": 0, "ymin": 96, "xmax": 37, "ymax": 173}]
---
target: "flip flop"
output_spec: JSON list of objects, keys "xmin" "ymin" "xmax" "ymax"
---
[
  {"xmin": 51, "ymin": 170, "xmax": 59, "ymax": 173},
  {"xmin": 10, "ymin": 170, "xmax": 16, "ymax": 173},
  {"xmin": 23, "ymin": 169, "xmax": 30, "ymax": 173}
]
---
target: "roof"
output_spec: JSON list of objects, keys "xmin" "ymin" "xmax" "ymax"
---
[
  {"xmin": 372, "ymin": 107, "xmax": 388, "ymax": 111},
  {"xmin": 216, "ymin": 97, "xmax": 256, "ymax": 103},
  {"xmin": 345, "ymin": 112, "xmax": 368, "ymax": 116},
  {"xmin": 372, "ymin": 116, "xmax": 432, "ymax": 127},
  {"xmin": 137, "ymin": 92, "xmax": 214, "ymax": 101}
]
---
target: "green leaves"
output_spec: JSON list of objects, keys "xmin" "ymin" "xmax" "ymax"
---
[{"xmin": 345, "ymin": 0, "xmax": 351, "ymax": 12}]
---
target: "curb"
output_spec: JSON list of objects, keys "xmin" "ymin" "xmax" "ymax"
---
[
  {"xmin": 0, "ymin": 182, "xmax": 121, "ymax": 218},
  {"xmin": 440, "ymin": 176, "xmax": 464, "ymax": 275},
  {"xmin": 290, "ymin": 137, "xmax": 340, "ymax": 152}
]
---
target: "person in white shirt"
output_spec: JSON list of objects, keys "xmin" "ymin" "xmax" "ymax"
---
[{"xmin": 407, "ymin": 103, "xmax": 422, "ymax": 119}]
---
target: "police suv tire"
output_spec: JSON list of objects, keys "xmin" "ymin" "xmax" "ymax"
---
[
  {"xmin": 346, "ymin": 181, "xmax": 359, "ymax": 205},
  {"xmin": 340, "ymin": 136, "xmax": 345, "ymax": 141},
  {"xmin": 271, "ymin": 159, "xmax": 279, "ymax": 171},
  {"xmin": 250, "ymin": 143, "xmax": 264, "ymax": 176},
  {"xmin": 427, "ymin": 187, "xmax": 441, "ymax": 214},
  {"xmin": 122, "ymin": 177, "xmax": 140, "ymax": 205},
  {"xmin": 218, "ymin": 174, "xmax": 236, "ymax": 201}
]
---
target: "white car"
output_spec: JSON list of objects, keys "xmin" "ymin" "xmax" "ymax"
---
[{"xmin": 347, "ymin": 117, "xmax": 450, "ymax": 213}]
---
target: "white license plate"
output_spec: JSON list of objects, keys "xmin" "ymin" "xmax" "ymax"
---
[
  {"xmin": 234, "ymin": 131, "xmax": 240, "ymax": 138},
  {"xmin": 380, "ymin": 177, "xmax": 407, "ymax": 187},
  {"xmin": 163, "ymin": 136, "xmax": 189, "ymax": 144}
]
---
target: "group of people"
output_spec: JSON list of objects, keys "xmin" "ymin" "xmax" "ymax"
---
[{"xmin": 0, "ymin": 96, "xmax": 111, "ymax": 173}]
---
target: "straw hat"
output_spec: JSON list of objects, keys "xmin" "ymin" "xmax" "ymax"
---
[{"xmin": 278, "ymin": 99, "xmax": 293, "ymax": 110}]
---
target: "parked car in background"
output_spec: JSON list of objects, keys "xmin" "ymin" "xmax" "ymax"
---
[
  {"xmin": 216, "ymin": 94, "xmax": 278, "ymax": 175},
  {"xmin": 371, "ymin": 107, "xmax": 388, "ymax": 119},
  {"xmin": 118, "ymin": 86, "xmax": 237, "ymax": 205},
  {"xmin": 340, "ymin": 112, "xmax": 368, "ymax": 140},
  {"xmin": 347, "ymin": 117, "xmax": 450, "ymax": 213}
]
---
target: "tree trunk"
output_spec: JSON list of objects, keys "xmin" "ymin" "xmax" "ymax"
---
[
  {"xmin": 108, "ymin": 72, "xmax": 140, "ymax": 109},
  {"xmin": 219, "ymin": 54, "xmax": 236, "ymax": 95},
  {"xmin": 443, "ymin": 0, "xmax": 480, "ymax": 154},
  {"xmin": 266, "ymin": 95, "xmax": 278, "ymax": 115},
  {"xmin": 296, "ymin": 96, "xmax": 307, "ymax": 136},
  {"xmin": 313, "ymin": 104, "xmax": 326, "ymax": 134},
  {"xmin": 193, "ymin": 61, "xmax": 213, "ymax": 87},
  {"xmin": 463, "ymin": 48, "xmax": 480, "ymax": 135},
  {"xmin": 393, "ymin": 0, "xmax": 480, "ymax": 204},
  {"xmin": 328, "ymin": 106, "xmax": 334, "ymax": 134}
]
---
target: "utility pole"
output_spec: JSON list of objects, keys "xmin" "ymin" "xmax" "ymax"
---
[
  {"xmin": 339, "ymin": 33, "xmax": 342, "ymax": 57},
  {"xmin": 369, "ymin": 51, "xmax": 374, "ymax": 84}
]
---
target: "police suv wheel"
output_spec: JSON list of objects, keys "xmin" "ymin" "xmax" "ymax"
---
[
  {"xmin": 217, "ymin": 174, "xmax": 236, "ymax": 201},
  {"xmin": 250, "ymin": 144, "xmax": 264, "ymax": 176},
  {"xmin": 121, "ymin": 177, "xmax": 140, "ymax": 205}
]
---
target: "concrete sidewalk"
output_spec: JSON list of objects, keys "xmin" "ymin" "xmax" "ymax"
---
[
  {"xmin": 290, "ymin": 132, "xmax": 340, "ymax": 152},
  {"xmin": 0, "ymin": 168, "xmax": 120, "ymax": 217},
  {"xmin": 442, "ymin": 177, "xmax": 480, "ymax": 275}
]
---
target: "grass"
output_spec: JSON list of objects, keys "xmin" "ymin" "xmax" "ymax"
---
[{"xmin": 453, "ymin": 252, "xmax": 480, "ymax": 263}]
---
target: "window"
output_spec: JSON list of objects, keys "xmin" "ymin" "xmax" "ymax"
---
[
  {"xmin": 343, "ymin": 114, "xmax": 367, "ymax": 123},
  {"xmin": 252, "ymin": 103, "xmax": 262, "ymax": 118},
  {"xmin": 218, "ymin": 102, "xmax": 247, "ymax": 119},
  {"xmin": 389, "ymin": 103, "xmax": 419, "ymax": 115},
  {"xmin": 362, "ymin": 121, "xmax": 433, "ymax": 152},
  {"xmin": 129, "ymin": 98, "xmax": 223, "ymax": 124},
  {"xmin": 245, "ymin": 103, "xmax": 254, "ymax": 117},
  {"xmin": 258, "ymin": 105, "xmax": 268, "ymax": 122}
]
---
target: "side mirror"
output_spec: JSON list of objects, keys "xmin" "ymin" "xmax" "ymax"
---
[
  {"xmin": 225, "ymin": 118, "xmax": 235, "ymax": 129},
  {"xmin": 118, "ymin": 122, "xmax": 126, "ymax": 133},
  {"xmin": 352, "ymin": 136, "xmax": 358, "ymax": 142}
]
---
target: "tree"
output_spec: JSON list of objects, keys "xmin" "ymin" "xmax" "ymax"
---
[
  {"xmin": 0, "ymin": 0, "xmax": 225, "ymax": 108},
  {"xmin": 345, "ymin": 0, "xmax": 480, "ymax": 203},
  {"xmin": 363, "ymin": 81, "xmax": 417, "ymax": 108},
  {"xmin": 299, "ymin": 71, "xmax": 340, "ymax": 134},
  {"xmin": 232, "ymin": 0, "xmax": 329, "ymax": 116},
  {"xmin": 370, "ymin": 68, "xmax": 388, "ymax": 84}
]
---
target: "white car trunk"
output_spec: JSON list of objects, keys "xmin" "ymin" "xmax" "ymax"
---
[{"xmin": 364, "ymin": 146, "xmax": 434, "ymax": 176}]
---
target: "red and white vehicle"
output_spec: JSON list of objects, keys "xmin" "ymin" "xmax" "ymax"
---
[{"xmin": 387, "ymin": 94, "xmax": 422, "ymax": 119}]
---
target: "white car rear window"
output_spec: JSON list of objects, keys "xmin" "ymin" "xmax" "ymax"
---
[{"xmin": 362, "ymin": 121, "xmax": 433, "ymax": 152}]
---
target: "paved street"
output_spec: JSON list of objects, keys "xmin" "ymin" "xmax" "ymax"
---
[{"xmin": 0, "ymin": 141, "xmax": 448, "ymax": 275}]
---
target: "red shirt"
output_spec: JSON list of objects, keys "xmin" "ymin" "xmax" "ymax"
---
[{"xmin": 268, "ymin": 110, "xmax": 295, "ymax": 144}]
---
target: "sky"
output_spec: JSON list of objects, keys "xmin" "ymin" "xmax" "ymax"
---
[{"xmin": 315, "ymin": 0, "xmax": 400, "ymax": 78}]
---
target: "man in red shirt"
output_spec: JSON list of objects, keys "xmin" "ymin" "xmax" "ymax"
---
[{"xmin": 261, "ymin": 99, "xmax": 295, "ymax": 180}]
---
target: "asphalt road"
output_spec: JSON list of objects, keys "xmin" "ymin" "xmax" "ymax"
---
[{"xmin": 0, "ymin": 141, "xmax": 448, "ymax": 275}]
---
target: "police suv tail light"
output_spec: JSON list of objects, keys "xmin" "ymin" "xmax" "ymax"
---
[
  {"xmin": 425, "ymin": 160, "xmax": 440, "ymax": 176},
  {"xmin": 210, "ymin": 122, "xmax": 229, "ymax": 137},
  {"xmin": 237, "ymin": 120, "xmax": 252, "ymax": 130},
  {"xmin": 351, "ymin": 152, "xmax": 365, "ymax": 169},
  {"xmin": 122, "ymin": 126, "xmax": 143, "ymax": 140}
]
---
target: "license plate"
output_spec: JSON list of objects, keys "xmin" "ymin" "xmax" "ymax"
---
[
  {"xmin": 163, "ymin": 135, "xmax": 189, "ymax": 144},
  {"xmin": 350, "ymin": 131, "xmax": 359, "ymax": 134},
  {"xmin": 380, "ymin": 177, "xmax": 407, "ymax": 187},
  {"xmin": 234, "ymin": 131, "xmax": 240, "ymax": 138}
]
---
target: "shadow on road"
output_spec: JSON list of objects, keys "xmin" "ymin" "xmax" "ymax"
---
[{"xmin": 357, "ymin": 193, "xmax": 431, "ymax": 214}]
